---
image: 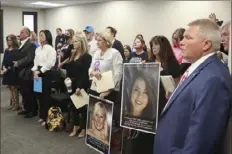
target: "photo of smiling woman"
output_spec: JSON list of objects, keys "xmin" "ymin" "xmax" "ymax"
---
[
  {"xmin": 86, "ymin": 95, "xmax": 114, "ymax": 154},
  {"xmin": 121, "ymin": 63, "xmax": 160, "ymax": 134}
]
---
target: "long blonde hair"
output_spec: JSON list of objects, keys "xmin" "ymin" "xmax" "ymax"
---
[
  {"xmin": 98, "ymin": 32, "xmax": 112, "ymax": 48},
  {"xmin": 30, "ymin": 31, "xmax": 38, "ymax": 42},
  {"xmin": 69, "ymin": 31, "xmax": 89, "ymax": 62}
]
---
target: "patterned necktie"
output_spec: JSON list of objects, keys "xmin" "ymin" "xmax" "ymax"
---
[
  {"xmin": 178, "ymin": 70, "xmax": 189, "ymax": 86},
  {"xmin": 162, "ymin": 70, "xmax": 189, "ymax": 112}
]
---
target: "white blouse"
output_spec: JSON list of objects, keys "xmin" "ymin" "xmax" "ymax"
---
[
  {"xmin": 89, "ymin": 48, "xmax": 123, "ymax": 91},
  {"xmin": 31, "ymin": 44, "xmax": 57, "ymax": 73}
]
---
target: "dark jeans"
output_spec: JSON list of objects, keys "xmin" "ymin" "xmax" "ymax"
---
[
  {"xmin": 71, "ymin": 104, "xmax": 87, "ymax": 129},
  {"xmin": 19, "ymin": 79, "xmax": 37, "ymax": 114},
  {"xmin": 36, "ymin": 71, "xmax": 52, "ymax": 120}
]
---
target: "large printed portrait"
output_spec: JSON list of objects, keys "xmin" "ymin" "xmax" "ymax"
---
[
  {"xmin": 120, "ymin": 63, "xmax": 160, "ymax": 134},
  {"xmin": 86, "ymin": 95, "xmax": 114, "ymax": 154}
]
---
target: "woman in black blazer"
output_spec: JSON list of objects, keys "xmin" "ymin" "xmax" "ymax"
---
[{"xmin": 65, "ymin": 32, "xmax": 92, "ymax": 137}]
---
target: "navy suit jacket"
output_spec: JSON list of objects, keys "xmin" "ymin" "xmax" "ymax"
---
[{"xmin": 154, "ymin": 54, "xmax": 232, "ymax": 154}]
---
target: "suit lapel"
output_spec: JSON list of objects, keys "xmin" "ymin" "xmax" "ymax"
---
[
  {"xmin": 160, "ymin": 54, "xmax": 218, "ymax": 116},
  {"xmin": 160, "ymin": 71, "xmax": 198, "ymax": 116},
  {"xmin": 19, "ymin": 39, "xmax": 30, "ymax": 52}
]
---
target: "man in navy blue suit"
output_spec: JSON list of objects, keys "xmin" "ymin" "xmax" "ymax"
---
[{"xmin": 154, "ymin": 19, "xmax": 231, "ymax": 154}]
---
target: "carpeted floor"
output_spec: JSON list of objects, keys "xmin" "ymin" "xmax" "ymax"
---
[{"xmin": 0, "ymin": 85, "xmax": 100, "ymax": 154}]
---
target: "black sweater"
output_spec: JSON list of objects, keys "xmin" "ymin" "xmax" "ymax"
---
[
  {"xmin": 112, "ymin": 39, "xmax": 125, "ymax": 59},
  {"xmin": 65, "ymin": 53, "xmax": 92, "ymax": 92}
]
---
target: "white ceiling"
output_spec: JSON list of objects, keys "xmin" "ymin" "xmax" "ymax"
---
[{"xmin": 1, "ymin": 0, "xmax": 108, "ymax": 9}]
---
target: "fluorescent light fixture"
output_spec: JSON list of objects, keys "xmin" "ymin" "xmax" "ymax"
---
[
  {"xmin": 31, "ymin": 1, "xmax": 66, "ymax": 7},
  {"xmin": 1, "ymin": 1, "xmax": 8, "ymax": 4}
]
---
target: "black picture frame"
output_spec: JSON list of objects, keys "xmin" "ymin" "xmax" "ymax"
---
[{"xmin": 22, "ymin": 11, "xmax": 38, "ymax": 34}]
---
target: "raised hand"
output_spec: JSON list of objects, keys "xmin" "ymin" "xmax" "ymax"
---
[{"xmin": 209, "ymin": 13, "xmax": 217, "ymax": 23}]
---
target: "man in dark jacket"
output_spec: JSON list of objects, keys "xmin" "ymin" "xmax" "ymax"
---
[
  {"xmin": 105, "ymin": 26, "xmax": 124, "ymax": 59},
  {"xmin": 13, "ymin": 27, "xmax": 37, "ymax": 118},
  {"xmin": 55, "ymin": 28, "xmax": 66, "ymax": 51}
]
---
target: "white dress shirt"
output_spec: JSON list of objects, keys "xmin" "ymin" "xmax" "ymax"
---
[
  {"xmin": 187, "ymin": 52, "xmax": 215, "ymax": 76},
  {"xmin": 19, "ymin": 37, "xmax": 30, "ymax": 49},
  {"xmin": 31, "ymin": 44, "xmax": 57, "ymax": 73},
  {"xmin": 89, "ymin": 48, "xmax": 123, "ymax": 91}
]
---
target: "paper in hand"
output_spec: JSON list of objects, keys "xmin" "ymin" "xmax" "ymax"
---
[
  {"xmin": 70, "ymin": 89, "xmax": 89, "ymax": 109},
  {"xmin": 93, "ymin": 71, "xmax": 115, "ymax": 93},
  {"xmin": 160, "ymin": 75, "xmax": 176, "ymax": 93},
  {"xmin": 33, "ymin": 77, "xmax": 42, "ymax": 93}
]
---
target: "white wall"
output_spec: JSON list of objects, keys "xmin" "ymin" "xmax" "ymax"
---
[
  {"xmin": 2, "ymin": 6, "xmax": 45, "ymax": 49},
  {"xmin": 1, "ymin": 6, "xmax": 45, "ymax": 72},
  {"xmin": 44, "ymin": 1, "xmax": 231, "ymax": 46}
]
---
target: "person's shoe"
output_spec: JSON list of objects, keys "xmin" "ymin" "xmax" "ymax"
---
[
  {"xmin": 12, "ymin": 105, "xmax": 20, "ymax": 111},
  {"xmin": 69, "ymin": 131, "xmax": 77, "ymax": 137},
  {"xmin": 18, "ymin": 110, "xmax": 29, "ymax": 115},
  {"xmin": 37, "ymin": 119, "xmax": 44, "ymax": 123},
  {"xmin": 7, "ymin": 106, "xmax": 12, "ymax": 110},
  {"xmin": 69, "ymin": 126, "xmax": 79, "ymax": 137},
  {"xmin": 7, "ymin": 99, "xmax": 13, "ymax": 110},
  {"xmin": 41, "ymin": 121, "xmax": 46, "ymax": 126},
  {"xmin": 78, "ymin": 129, "xmax": 86, "ymax": 138},
  {"xmin": 24, "ymin": 112, "xmax": 37, "ymax": 118}
]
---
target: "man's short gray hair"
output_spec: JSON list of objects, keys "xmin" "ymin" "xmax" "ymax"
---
[
  {"xmin": 22, "ymin": 26, "xmax": 31, "ymax": 37},
  {"xmin": 188, "ymin": 19, "xmax": 221, "ymax": 52}
]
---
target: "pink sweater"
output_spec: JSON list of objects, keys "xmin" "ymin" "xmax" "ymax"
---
[{"xmin": 173, "ymin": 47, "xmax": 190, "ymax": 64}]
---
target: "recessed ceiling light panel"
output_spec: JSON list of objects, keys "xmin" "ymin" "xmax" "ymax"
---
[{"xmin": 31, "ymin": 1, "xmax": 66, "ymax": 7}]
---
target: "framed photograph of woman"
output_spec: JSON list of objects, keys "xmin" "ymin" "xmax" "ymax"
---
[
  {"xmin": 120, "ymin": 63, "xmax": 160, "ymax": 134},
  {"xmin": 86, "ymin": 95, "xmax": 114, "ymax": 154}
]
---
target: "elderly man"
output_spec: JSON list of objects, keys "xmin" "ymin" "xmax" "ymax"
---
[
  {"xmin": 221, "ymin": 20, "xmax": 232, "ymax": 154},
  {"xmin": 221, "ymin": 21, "xmax": 231, "ymax": 54},
  {"xmin": 154, "ymin": 19, "xmax": 231, "ymax": 154},
  {"xmin": 13, "ymin": 27, "xmax": 37, "ymax": 118}
]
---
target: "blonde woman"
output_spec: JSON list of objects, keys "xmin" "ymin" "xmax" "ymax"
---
[
  {"xmin": 64, "ymin": 31, "xmax": 92, "ymax": 137},
  {"xmin": 30, "ymin": 31, "xmax": 40, "ymax": 48},
  {"xmin": 87, "ymin": 101, "xmax": 109, "ymax": 145},
  {"xmin": 89, "ymin": 32, "xmax": 123, "ymax": 102}
]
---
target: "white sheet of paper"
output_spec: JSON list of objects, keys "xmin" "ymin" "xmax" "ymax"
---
[
  {"xmin": 93, "ymin": 71, "xmax": 115, "ymax": 93},
  {"xmin": 160, "ymin": 75, "xmax": 176, "ymax": 93},
  {"xmin": 70, "ymin": 89, "xmax": 89, "ymax": 109}
]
